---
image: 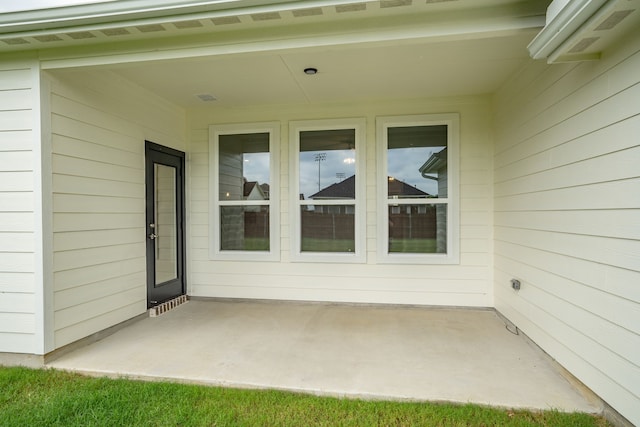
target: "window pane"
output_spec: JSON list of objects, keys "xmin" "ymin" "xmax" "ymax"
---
[
  {"xmin": 299, "ymin": 129, "xmax": 356, "ymax": 201},
  {"xmin": 301, "ymin": 206, "xmax": 355, "ymax": 253},
  {"xmin": 388, "ymin": 204, "xmax": 446, "ymax": 253},
  {"xmin": 387, "ymin": 125, "xmax": 447, "ymax": 198},
  {"xmin": 154, "ymin": 164, "xmax": 177, "ymax": 284},
  {"xmin": 220, "ymin": 205, "xmax": 270, "ymax": 251},
  {"xmin": 219, "ymin": 133, "xmax": 270, "ymax": 201}
]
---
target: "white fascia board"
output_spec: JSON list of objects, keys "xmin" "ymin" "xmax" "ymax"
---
[
  {"xmin": 527, "ymin": 0, "xmax": 607, "ymax": 60},
  {"xmin": 0, "ymin": 0, "xmax": 376, "ymax": 34}
]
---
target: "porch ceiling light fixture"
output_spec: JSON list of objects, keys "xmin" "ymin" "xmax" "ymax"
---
[{"xmin": 303, "ymin": 67, "xmax": 318, "ymax": 75}]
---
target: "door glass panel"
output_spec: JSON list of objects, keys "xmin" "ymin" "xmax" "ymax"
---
[{"xmin": 155, "ymin": 164, "xmax": 177, "ymax": 284}]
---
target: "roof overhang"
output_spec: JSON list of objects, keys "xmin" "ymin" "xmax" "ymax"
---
[
  {"xmin": 419, "ymin": 148, "xmax": 447, "ymax": 177},
  {"xmin": 0, "ymin": 1, "xmax": 550, "ymax": 109},
  {"xmin": 527, "ymin": 0, "xmax": 640, "ymax": 63},
  {"xmin": 0, "ymin": 0, "xmax": 366, "ymax": 33},
  {"xmin": 0, "ymin": 0, "xmax": 547, "ymax": 58}
]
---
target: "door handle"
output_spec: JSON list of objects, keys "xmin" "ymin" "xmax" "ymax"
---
[{"xmin": 149, "ymin": 233, "xmax": 158, "ymax": 240}]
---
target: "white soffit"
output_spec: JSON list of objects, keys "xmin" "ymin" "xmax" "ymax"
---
[
  {"xmin": 0, "ymin": 0, "xmax": 546, "ymax": 59},
  {"xmin": 528, "ymin": 0, "xmax": 640, "ymax": 63}
]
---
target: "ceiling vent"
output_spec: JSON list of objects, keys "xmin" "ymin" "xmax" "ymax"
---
[
  {"xmin": 292, "ymin": 8, "xmax": 323, "ymax": 17},
  {"xmin": 251, "ymin": 12, "xmax": 281, "ymax": 21},
  {"xmin": 102, "ymin": 28, "xmax": 130, "ymax": 37},
  {"xmin": 196, "ymin": 94, "xmax": 217, "ymax": 102},
  {"xmin": 528, "ymin": 0, "xmax": 639, "ymax": 63},
  {"xmin": 3, "ymin": 38, "xmax": 29, "ymax": 45},
  {"xmin": 34, "ymin": 34, "xmax": 62, "ymax": 42},
  {"xmin": 380, "ymin": 0, "xmax": 412, "ymax": 7},
  {"xmin": 67, "ymin": 31, "xmax": 96, "ymax": 39},
  {"xmin": 211, "ymin": 16, "xmax": 241, "ymax": 25},
  {"xmin": 336, "ymin": 3, "xmax": 367, "ymax": 12},
  {"xmin": 174, "ymin": 20, "xmax": 203, "ymax": 29},
  {"xmin": 136, "ymin": 24, "xmax": 166, "ymax": 33}
]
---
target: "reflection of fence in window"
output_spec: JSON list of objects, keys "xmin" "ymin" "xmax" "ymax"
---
[
  {"xmin": 221, "ymin": 206, "xmax": 269, "ymax": 251},
  {"xmin": 389, "ymin": 205, "xmax": 436, "ymax": 239},
  {"xmin": 244, "ymin": 210, "xmax": 269, "ymax": 238},
  {"xmin": 388, "ymin": 204, "xmax": 445, "ymax": 254},
  {"xmin": 301, "ymin": 211, "xmax": 355, "ymax": 240},
  {"xmin": 220, "ymin": 206, "xmax": 244, "ymax": 250}
]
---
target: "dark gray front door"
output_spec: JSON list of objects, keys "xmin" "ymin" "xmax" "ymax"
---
[{"xmin": 145, "ymin": 141, "xmax": 185, "ymax": 307}]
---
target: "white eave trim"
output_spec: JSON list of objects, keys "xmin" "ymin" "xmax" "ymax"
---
[
  {"xmin": 0, "ymin": 0, "xmax": 376, "ymax": 34},
  {"xmin": 527, "ymin": 0, "xmax": 607, "ymax": 60}
]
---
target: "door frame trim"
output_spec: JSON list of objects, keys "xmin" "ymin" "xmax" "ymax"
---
[{"xmin": 145, "ymin": 140, "xmax": 186, "ymax": 307}]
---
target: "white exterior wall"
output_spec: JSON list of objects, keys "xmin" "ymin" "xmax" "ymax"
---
[
  {"xmin": 47, "ymin": 69, "xmax": 186, "ymax": 349},
  {"xmin": 188, "ymin": 96, "xmax": 493, "ymax": 306},
  {"xmin": 0, "ymin": 57, "xmax": 46, "ymax": 355},
  {"xmin": 493, "ymin": 32, "xmax": 640, "ymax": 425}
]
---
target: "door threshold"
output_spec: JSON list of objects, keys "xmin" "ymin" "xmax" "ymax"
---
[{"xmin": 149, "ymin": 295, "xmax": 188, "ymax": 317}]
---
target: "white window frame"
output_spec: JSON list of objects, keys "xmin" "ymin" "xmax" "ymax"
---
[
  {"xmin": 376, "ymin": 114, "xmax": 460, "ymax": 264},
  {"xmin": 289, "ymin": 118, "xmax": 366, "ymax": 263},
  {"xmin": 209, "ymin": 122, "xmax": 280, "ymax": 261}
]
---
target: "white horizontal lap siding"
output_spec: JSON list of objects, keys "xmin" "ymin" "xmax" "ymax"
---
[
  {"xmin": 0, "ymin": 60, "xmax": 40, "ymax": 354},
  {"xmin": 47, "ymin": 69, "xmax": 186, "ymax": 348},
  {"xmin": 188, "ymin": 97, "xmax": 493, "ymax": 307},
  {"xmin": 493, "ymin": 33, "xmax": 640, "ymax": 425}
]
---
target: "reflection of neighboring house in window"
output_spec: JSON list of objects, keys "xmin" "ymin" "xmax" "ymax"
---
[
  {"xmin": 418, "ymin": 148, "xmax": 447, "ymax": 253},
  {"xmin": 387, "ymin": 177, "xmax": 430, "ymax": 214},
  {"xmin": 243, "ymin": 180, "xmax": 267, "ymax": 213},
  {"xmin": 307, "ymin": 175, "xmax": 355, "ymax": 214},
  {"xmin": 387, "ymin": 177, "xmax": 430, "ymax": 199},
  {"xmin": 310, "ymin": 175, "xmax": 430, "ymax": 200},
  {"xmin": 309, "ymin": 175, "xmax": 355, "ymax": 199},
  {"xmin": 259, "ymin": 183, "xmax": 270, "ymax": 200},
  {"xmin": 418, "ymin": 148, "xmax": 447, "ymax": 194},
  {"xmin": 308, "ymin": 175, "xmax": 430, "ymax": 214},
  {"xmin": 244, "ymin": 180, "xmax": 267, "ymax": 201}
]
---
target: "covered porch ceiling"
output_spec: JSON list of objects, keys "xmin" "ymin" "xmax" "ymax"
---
[
  {"xmin": 97, "ymin": 33, "xmax": 541, "ymax": 109},
  {"xmin": 22, "ymin": 0, "xmax": 548, "ymax": 109}
]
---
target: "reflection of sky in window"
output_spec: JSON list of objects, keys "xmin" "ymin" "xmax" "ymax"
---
[
  {"xmin": 388, "ymin": 147, "xmax": 444, "ymax": 195},
  {"xmin": 242, "ymin": 152, "xmax": 270, "ymax": 185},
  {"xmin": 240, "ymin": 144, "xmax": 445, "ymax": 198},
  {"xmin": 299, "ymin": 149, "xmax": 356, "ymax": 199}
]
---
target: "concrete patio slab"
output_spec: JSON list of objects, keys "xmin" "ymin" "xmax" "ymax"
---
[{"xmin": 48, "ymin": 300, "xmax": 602, "ymax": 413}]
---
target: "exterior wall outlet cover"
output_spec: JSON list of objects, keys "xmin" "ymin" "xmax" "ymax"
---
[{"xmin": 511, "ymin": 279, "xmax": 521, "ymax": 291}]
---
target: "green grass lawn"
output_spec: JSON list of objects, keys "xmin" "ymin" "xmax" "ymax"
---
[
  {"xmin": 389, "ymin": 238, "xmax": 438, "ymax": 253},
  {"xmin": 0, "ymin": 367, "xmax": 609, "ymax": 427},
  {"xmin": 301, "ymin": 238, "xmax": 355, "ymax": 252},
  {"xmin": 243, "ymin": 237, "xmax": 439, "ymax": 253},
  {"xmin": 243, "ymin": 237, "xmax": 270, "ymax": 251}
]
